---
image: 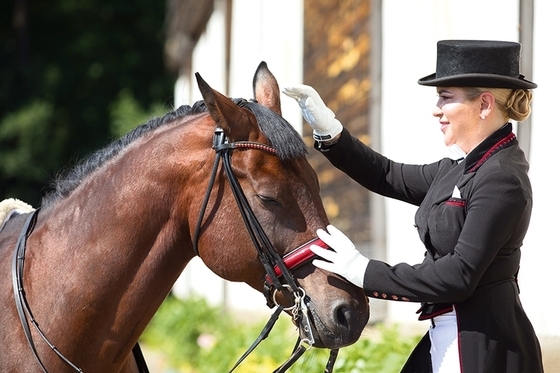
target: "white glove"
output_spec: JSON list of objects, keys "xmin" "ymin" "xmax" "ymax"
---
[
  {"xmin": 310, "ymin": 225, "xmax": 370, "ymax": 288},
  {"xmin": 282, "ymin": 85, "xmax": 343, "ymax": 141}
]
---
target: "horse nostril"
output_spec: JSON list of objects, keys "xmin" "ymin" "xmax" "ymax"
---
[{"xmin": 335, "ymin": 305, "xmax": 353, "ymax": 329}]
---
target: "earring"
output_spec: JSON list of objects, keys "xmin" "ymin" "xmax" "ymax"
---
[{"xmin": 480, "ymin": 115, "xmax": 486, "ymax": 120}]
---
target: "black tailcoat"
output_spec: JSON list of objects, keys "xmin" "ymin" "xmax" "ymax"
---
[{"xmin": 317, "ymin": 124, "xmax": 543, "ymax": 373}]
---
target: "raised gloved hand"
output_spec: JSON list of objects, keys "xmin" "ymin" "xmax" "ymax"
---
[
  {"xmin": 282, "ymin": 85, "xmax": 343, "ymax": 141},
  {"xmin": 310, "ymin": 225, "xmax": 370, "ymax": 288}
]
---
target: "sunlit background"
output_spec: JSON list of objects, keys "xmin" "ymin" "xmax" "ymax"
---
[{"xmin": 2, "ymin": 0, "xmax": 558, "ymax": 371}]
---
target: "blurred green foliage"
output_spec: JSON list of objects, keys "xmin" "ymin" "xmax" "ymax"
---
[
  {"xmin": 1, "ymin": 0, "xmax": 174, "ymax": 205},
  {"xmin": 141, "ymin": 295, "xmax": 422, "ymax": 373}
]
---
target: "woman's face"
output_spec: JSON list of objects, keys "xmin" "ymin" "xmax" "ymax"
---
[{"xmin": 433, "ymin": 87, "xmax": 481, "ymax": 153}]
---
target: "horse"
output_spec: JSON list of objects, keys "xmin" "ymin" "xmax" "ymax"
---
[{"xmin": 0, "ymin": 62, "xmax": 369, "ymax": 372}]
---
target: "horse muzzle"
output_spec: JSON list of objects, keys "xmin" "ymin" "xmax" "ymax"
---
[
  {"xmin": 263, "ymin": 237, "xmax": 370, "ymax": 349},
  {"xmin": 302, "ymin": 294, "xmax": 369, "ymax": 349}
]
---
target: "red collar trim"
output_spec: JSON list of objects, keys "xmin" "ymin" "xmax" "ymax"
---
[{"xmin": 469, "ymin": 132, "xmax": 516, "ymax": 173}]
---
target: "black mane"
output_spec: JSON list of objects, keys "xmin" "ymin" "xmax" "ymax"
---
[{"xmin": 41, "ymin": 98, "xmax": 307, "ymax": 207}]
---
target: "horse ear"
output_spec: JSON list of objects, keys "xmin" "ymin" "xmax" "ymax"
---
[
  {"xmin": 252, "ymin": 61, "xmax": 282, "ymax": 116},
  {"xmin": 196, "ymin": 72, "xmax": 257, "ymax": 141}
]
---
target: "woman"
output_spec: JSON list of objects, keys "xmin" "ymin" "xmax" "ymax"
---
[{"xmin": 283, "ymin": 40, "xmax": 544, "ymax": 373}]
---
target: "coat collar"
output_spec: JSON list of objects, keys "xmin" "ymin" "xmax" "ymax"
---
[{"xmin": 462, "ymin": 123, "xmax": 516, "ymax": 173}]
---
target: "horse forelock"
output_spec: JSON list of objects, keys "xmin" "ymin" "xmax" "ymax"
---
[
  {"xmin": 41, "ymin": 98, "xmax": 307, "ymax": 207},
  {"xmin": 241, "ymin": 100, "xmax": 308, "ymax": 161}
]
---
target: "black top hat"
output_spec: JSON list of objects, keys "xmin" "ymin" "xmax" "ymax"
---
[{"xmin": 418, "ymin": 40, "xmax": 537, "ymax": 89}]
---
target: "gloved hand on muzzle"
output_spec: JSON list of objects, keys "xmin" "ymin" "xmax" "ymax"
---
[{"xmin": 310, "ymin": 225, "xmax": 369, "ymax": 288}]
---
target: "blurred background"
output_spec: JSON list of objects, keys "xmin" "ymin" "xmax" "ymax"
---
[
  {"xmin": 1, "ymin": 0, "xmax": 175, "ymax": 206},
  {"xmin": 2, "ymin": 0, "xmax": 559, "ymax": 372}
]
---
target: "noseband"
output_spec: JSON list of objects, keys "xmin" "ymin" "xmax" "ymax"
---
[{"xmin": 193, "ymin": 126, "xmax": 339, "ymax": 372}]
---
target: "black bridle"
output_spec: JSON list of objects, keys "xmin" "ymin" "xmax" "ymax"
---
[
  {"xmin": 10, "ymin": 126, "xmax": 339, "ymax": 373},
  {"xmin": 193, "ymin": 126, "xmax": 339, "ymax": 372},
  {"xmin": 193, "ymin": 126, "xmax": 301, "ymax": 296}
]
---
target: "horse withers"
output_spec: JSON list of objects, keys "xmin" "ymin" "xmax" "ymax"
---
[{"xmin": 0, "ymin": 62, "xmax": 369, "ymax": 372}]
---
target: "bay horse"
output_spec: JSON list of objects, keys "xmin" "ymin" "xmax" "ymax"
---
[{"xmin": 0, "ymin": 62, "xmax": 369, "ymax": 372}]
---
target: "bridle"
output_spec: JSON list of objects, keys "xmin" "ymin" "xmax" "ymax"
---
[
  {"xmin": 193, "ymin": 126, "xmax": 339, "ymax": 372},
  {"xmin": 10, "ymin": 126, "xmax": 339, "ymax": 373}
]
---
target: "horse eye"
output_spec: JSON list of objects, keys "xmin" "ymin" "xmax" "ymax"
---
[{"xmin": 257, "ymin": 195, "xmax": 280, "ymax": 207}]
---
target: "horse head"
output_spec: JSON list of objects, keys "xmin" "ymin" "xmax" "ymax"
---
[{"xmin": 191, "ymin": 62, "xmax": 369, "ymax": 349}]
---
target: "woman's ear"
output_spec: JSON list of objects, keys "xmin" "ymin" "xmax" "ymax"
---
[{"xmin": 479, "ymin": 91, "xmax": 495, "ymax": 120}]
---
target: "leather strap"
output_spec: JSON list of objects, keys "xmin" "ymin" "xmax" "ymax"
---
[
  {"xmin": 12, "ymin": 209, "xmax": 84, "ymax": 372},
  {"xmin": 228, "ymin": 305, "xmax": 284, "ymax": 372},
  {"xmin": 132, "ymin": 343, "xmax": 150, "ymax": 373},
  {"xmin": 12, "ymin": 209, "xmax": 49, "ymax": 372}
]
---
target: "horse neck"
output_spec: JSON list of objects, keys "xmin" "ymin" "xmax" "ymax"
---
[{"xmin": 24, "ymin": 117, "xmax": 212, "ymax": 368}]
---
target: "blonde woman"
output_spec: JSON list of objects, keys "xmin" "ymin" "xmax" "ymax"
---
[{"xmin": 284, "ymin": 40, "xmax": 543, "ymax": 373}]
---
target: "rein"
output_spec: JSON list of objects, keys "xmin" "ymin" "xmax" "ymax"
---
[
  {"xmin": 12, "ymin": 209, "xmax": 84, "ymax": 372},
  {"xmin": 193, "ymin": 127, "xmax": 339, "ymax": 372},
  {"xmin": 11, "ymin": 209, "xmax": 151, "ymax": 373}
]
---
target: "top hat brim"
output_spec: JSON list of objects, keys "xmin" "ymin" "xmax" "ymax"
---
[{"xmin": 418, "ymin": 72, "xmax": 537, "ymax": 89}]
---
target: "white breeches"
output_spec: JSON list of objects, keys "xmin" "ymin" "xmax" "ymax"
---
[{"xmin": 428, "ymin": 307, "xmax": 461, "ymax": 372}]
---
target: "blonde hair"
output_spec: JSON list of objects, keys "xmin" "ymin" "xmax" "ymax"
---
[{"xmin": 464, "ymin": 87, "xmax": 533, "ymax": 122}]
